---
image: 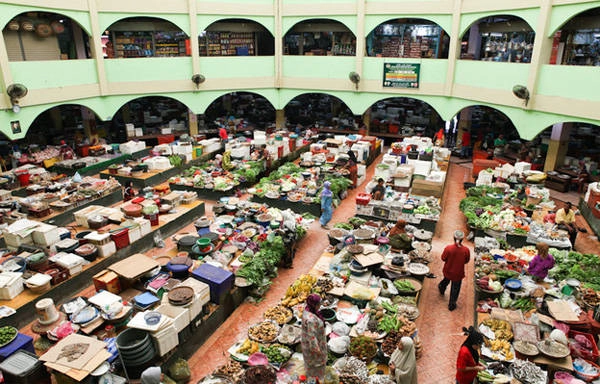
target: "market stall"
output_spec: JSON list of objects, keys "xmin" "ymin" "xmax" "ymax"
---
[
  {"xmin": 100, "ymin": 139, "xmax": 223, "ymax": 189},
  {"xmin": 460, "ymin": 184, "xmax": 572, "ymax": 249},
  {"xmin": 0, "ymin": 191, "xmax": 206, "ymax": 330},
  {"xmin": 471, "ymin": 236, "xmax": 600, "ymax": 383},
  {"xmin": 199, "ymin": 216, "xmax": 435, "ymax": 383},
  {"xmin": 170, "ymin": 136, "xmax": 311, "ymax": 202},
  {"xmin": 2, "ymin": 176, "xmax": 123, "ymax": 227},
  {"xmin": 4, "ymin": 199, "xmax": 309, "ymax": 382},
  {"xmin": 51, "ymin": 144, "xmax": 151, "ymax": 177},
  {"xmin": 248, "ymin": 162, "xmax": 352, "ymax": 217}
]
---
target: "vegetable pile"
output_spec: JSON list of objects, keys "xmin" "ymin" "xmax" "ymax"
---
[{"xmin": 348, "ymin": 336, "xmax": 377, "ymax": 361}]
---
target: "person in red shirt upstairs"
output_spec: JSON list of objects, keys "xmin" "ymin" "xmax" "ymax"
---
[
  {"xmin": 456, "ymin": 326, "xmax": 485, "ymax": 384},
  {"xmin": 438, "ymin": 230, "xmax": 471, "ymax": 311}
]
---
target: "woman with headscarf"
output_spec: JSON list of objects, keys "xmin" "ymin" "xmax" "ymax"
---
[
  {"xmin": 388, "ymin": 219, "xmax": 412, "ymax": 252},
  {"xmin": 389, "ymin": 337, "xmax": 417, "ymax": 384},
  {"xmin": 319, "ymin": 181, "xmax": 333, "ymax": 229},
  {"xmin": 456, "ymin": 326, "xmax": 485, "ymax": 384},
  {"xmin": 301, "ymin": 294, "xmax": 327, "ymax": 381}
]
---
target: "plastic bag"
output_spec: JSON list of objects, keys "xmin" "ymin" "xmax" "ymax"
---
[
  {"xmin": 168, "ymin": 358, "xmax": 191, "ymax": 381},
  {"xmin": 154, "ymin": 230, "xmax": 165, "ymax": 248}
]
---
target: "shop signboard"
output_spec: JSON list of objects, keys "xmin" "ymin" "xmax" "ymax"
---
[{"xmin": 383, "ymin": 63, "xmax": 420, "ymax": 88}]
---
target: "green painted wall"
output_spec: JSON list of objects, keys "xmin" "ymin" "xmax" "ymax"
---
[
  {"xmin": 537, "ymin": 65, "xmax": 600, "ymax": 102},
  {"xmin": 363, "ymin": 57, "xmax": 448, "ymax": 85},
  {"xmin": 199, "ymin": 57, "xmax": 275, "ymax": 79},
  {"xmin": 105, "ymin": 57, "xmax": 193, "ymax": 82},
  {"xmin": 282, "ymin": 56, "xmax": 355, "ymax": 79},
  {"xmin": 10, "ymin": 60, "xmax": 98, "ymax": 88},
  {"xmin": 454, "ymin": 61, "xmax": 529, "ymax": 90}
]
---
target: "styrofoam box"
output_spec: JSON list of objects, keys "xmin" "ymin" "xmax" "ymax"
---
[
  {"xmin": 0, "ymin": 190, "xmax": 11, "ymax": 202},
  {"xmin": 74, "ymin": 205, "xmax": 104, "ymax": 227},
  {"xmin": 31, "ymin": 223, "xmax": 59, "ymax": 247},
  {"xmin": 4, "ymin": 231, "xmax": 33, "ymax": 249},
  {"xmin": 134, "ymin": 218, "xmax": 151, "ymax": 237},
  {"xmin": 514, "ymin": 161, "xmax": 531, "ymax": 174},
  {"xmin": 127, "ymin": 225, "xmax": 141, "ymax": 244},
  {"xmin": 161, "ymin": 128, "xmax": 172, "ymax": 135},
  {"xmin": 478, "ymin": 171, "xmax": 494, "ymax": 184},
  {"xmin": 173, "ymin": 143, "xmax": 193, "ymax": 154},
  {"xmin": 157, "ymin": 303, "xmax": 190, "ymax": 333},
  {"xmin": 0, "ymin": 272, "xmax": 24, "ymax": 300},
  {"xmin": 135, "ymin": 128, "xmax": 143, "ymax": 137},
  {"xmin": 406, "ymin": 159, "xmax": 432, "ymax": 176},
  {"xmin": 97, "ymin": 241, "xmax": 116, "ymax": 258},
  {"xmin": 84, "ymin": 231, "xmax": 111, "ymax": 245},
  {"xmin": 152, "ymin": 323, "xmax": 178, "ymax": 357},
  {"xmin": 357, "ymin": 164, "xmax": 366, "ymax": 177},
  {"xmin": 50, "ymin": 252, "xmax": 84, "ymax": 276}
]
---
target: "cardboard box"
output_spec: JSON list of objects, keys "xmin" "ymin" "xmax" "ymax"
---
[
  {"xmin": 93, "ymin": 270, "xmax": 121, "ymax": 294},
  {"xmin": 411, "ymin": 179, "xmax": 444, "ymax": 198}
]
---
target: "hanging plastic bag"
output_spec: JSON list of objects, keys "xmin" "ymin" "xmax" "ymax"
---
[{"xmin": 168, "ymin": 358, "xmax": 191, "ymax": 381}]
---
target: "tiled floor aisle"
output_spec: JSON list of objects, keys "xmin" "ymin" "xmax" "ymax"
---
[{"xmin": 181, "ymin": 156, "xmax": 599, "ymax": 382}]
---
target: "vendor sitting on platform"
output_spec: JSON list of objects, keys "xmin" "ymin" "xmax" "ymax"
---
[
  {"xmin": 556, "ymin": 202, "xmax": 578, "ymax": 247},
  {"xmin": 371, "ymin": 178, "xmax": 386, "ymax": 200},
  {"xmin": 388, "ymin": 219, "xmax": 413, "ymax": 252}
]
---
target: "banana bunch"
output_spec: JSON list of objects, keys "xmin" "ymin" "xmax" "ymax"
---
[
  {"xmin": 281, "ymin": 274, "xmax": 317, "ymax": 307},
  {"xmin": 236, "ymin": 339, "xmax": 260, "ymax": 355}
]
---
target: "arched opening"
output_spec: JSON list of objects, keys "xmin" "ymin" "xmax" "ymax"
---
[
  {"xmin": 550, "ymin": 7, "xmax": 600, "ymax": 66},
  {"xmin": 366, "ymin": 18, "xmax": 450, "ymax": 58},
  {"xmin": 367, "ymin": 97, "xmax": 442, "ymax": 144},
  {"xmin": 26, "ymin": 104, "xmax": 103, "ymax": 147},
  {"xmin": 103, "ymin": 17, "xmax": 190, "ymax": 59},
  {"xmin": 203, "ymin": 92, "xmax": 276, "ymax": 133},
  {"xmin": 3, "ymin": 12, "xmax": 91, "ymax": 61},
  {"xmin": 284, "ymin": 93, "xmax": 355, "ymax": 130},
  {"xmin": 199, "ymin": 18, "xmax": 274, "ymax": 56},
  {"xmin": 283, "ymin": 19, "xmax": 356, "ymax": 56},
  {"xmin": 451, "ymin": 105, "xmax": 521, "ymax": 161},
  {"xmin": 460, "ymin": 15, "xmax": 535, "ymax": 63},
  {"xmin": 530, "ymin": 123, "xmax": 600, "ymax": 170},
  {"xmin": 111, "ymin": 96, "xmax": 191, "ymax": 144}
]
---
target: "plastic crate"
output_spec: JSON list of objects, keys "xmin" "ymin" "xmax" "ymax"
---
[
  {"xmin": 0, "ymin": 350, "xmax": 50, "ymax": 384},
  {"xmin": 191, "ymin": 264, "xmax": 234, "ymax": 304}
]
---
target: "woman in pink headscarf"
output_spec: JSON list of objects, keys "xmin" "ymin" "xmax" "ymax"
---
[{"xmin": 301, "ymin": 294, "xmax": 327, "ymax": 381}]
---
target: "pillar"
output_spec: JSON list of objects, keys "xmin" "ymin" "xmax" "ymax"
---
[
  {"xmin": 544, "ymin": 122, "xmax": 571, "ymax": 172},
  {"xmin": 50, "ymin": 107, "xmax": 63, "ymax": 132},
  {"xmin": 188, "ymin": 109, "xmax": 198, "ymax": 136},
  {"xmin": 275, "ymin": 109, "xmax": 286, "ymax": 129},
  {"xmin": 362, "ymin": 109, "xmax": 371, "ymax": 135},
  {"xmin": 467, "ymin": 24, "xmax": 481, "ymax": 59}
]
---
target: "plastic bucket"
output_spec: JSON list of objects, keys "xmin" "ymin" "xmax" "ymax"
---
[
  {"xmin": 110, "ymin": 229, "xmax": 130, "ymax": 249},
  {"xmin": 16, "ymin": 172, "xmax": 30, "ymax": 187},
  {"xmin": 144, "ymin": 213, "xmax": 159, "ymax": 226}
]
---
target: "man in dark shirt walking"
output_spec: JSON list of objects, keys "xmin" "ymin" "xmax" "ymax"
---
[{"xmin": 438, "ymin": 230, "xmax": 471, "ymax": 311}]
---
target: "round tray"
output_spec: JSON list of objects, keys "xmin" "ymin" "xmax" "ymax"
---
[
  {"xmin": 0, "ymin": 326, "xmax": 18, "ymax": 347},
  {"xmin": 263, "ymin": 305, "xmax": 293, "ymax": 326},
  {"xmin": 71, "ymin": 306, "xmax": 99, "ymax": 325},
  {"xmin": 407, "ymin": 263, "xmax": 430, "ymax": 276},
  {"xmin": 168, "ymin": 286, "xmax": 195, "ymax": 305},
  {"xmin": 537, "ymin": 339, "xmax": 570, "ymax": 359},
  {"xmin": 476, "ymin": 286, "xmax": 504, "ymax": 295},
  {"xmin": 347, "ymin": 244, "xmax": 364, "ymax": 254},
  {"xmin": 277, "ymin": 324, "xmax": 302, "ymax": 345},
  {"xmin": 248, "ymin": 321, "xmax": 280, "ymax": 343},
  {"xmin": 513, "ymin": 340, "xmax": 539, "ymax": 357}
]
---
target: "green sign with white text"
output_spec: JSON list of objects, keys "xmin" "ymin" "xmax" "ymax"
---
[{"xmin": 383, "ymin": 63, "xmax": 420, "ymax": 88}]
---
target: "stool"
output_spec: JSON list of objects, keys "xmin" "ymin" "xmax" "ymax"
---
[
  {"xmin": 0, "ymin": 333, "xmax": 35, "ymax": 362},
  {"xmin": 166, "ymin": 263, "xmax": 190, "ymax": 280}
]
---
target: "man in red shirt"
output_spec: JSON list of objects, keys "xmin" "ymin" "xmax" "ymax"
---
[{"xmin": 438, "ymin": 230, "xmax": 471, "ymax": 311}]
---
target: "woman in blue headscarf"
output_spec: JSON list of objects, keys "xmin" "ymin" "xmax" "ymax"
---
[{"xmin": 319, "ymin": 181, "xmax": 333, "ymax": 229}]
